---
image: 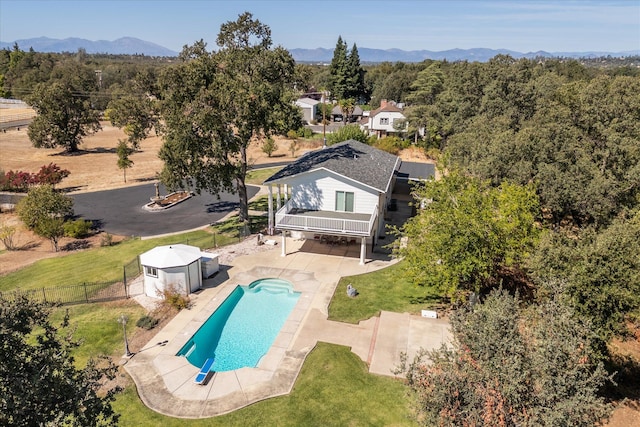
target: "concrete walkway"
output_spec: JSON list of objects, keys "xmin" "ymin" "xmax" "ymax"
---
[{"xmin": 123, "ymin": 237, "xmax": 451, "ymax": 418}]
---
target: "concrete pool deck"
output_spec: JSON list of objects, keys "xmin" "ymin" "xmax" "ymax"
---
[{"xmin": 123, "ymin": 237, "xmax": 451, "ymax": 418}]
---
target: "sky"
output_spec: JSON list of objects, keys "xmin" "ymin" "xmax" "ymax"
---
[{"xmin": 1, "ymin": 0, "xmax": 639, "ymax": 53}]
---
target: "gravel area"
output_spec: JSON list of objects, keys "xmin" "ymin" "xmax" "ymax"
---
[{"xmin": 202, "ymin": 233, "xmax": 279, "ymax": 266}]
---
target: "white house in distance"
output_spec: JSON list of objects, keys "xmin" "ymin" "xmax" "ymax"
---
[
  {"xmin": 263, "ymin": 140, "xmax": 401, "ymax": 265},
  {"xmin": 139, "ymin": 244, "xmax": 219, "ymax": 298},
  {"xmin": 360, "ymin": 99, "xmax": 407, "ymax": 138},
  {"xmin": 295, "ymin": 97, "xmax": 319, "ymax": 124}
]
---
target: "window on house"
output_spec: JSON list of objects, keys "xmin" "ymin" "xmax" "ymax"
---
[
  {"xmin": 145, "ymin": 266, "xmax": 158, "ymax": 277},
  {"xmin": 335, "ymin": 191, "xmax": 354, "ymax": 212},
  {"xmin": 380, "ymin": 117, "xmax": 389, "ymax": 125}
]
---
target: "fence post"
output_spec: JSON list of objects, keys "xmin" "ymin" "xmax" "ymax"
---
[
  {"xmin": 84, "ymin": 283, "xmax": 89, "ymax": 303},
  {"xmin": 123, "ymin": 266, "xmax": 127, "ymax": 288},
  {"xmin": 42, "ymin": 288, "xmax": 46, "ymax": 303}
]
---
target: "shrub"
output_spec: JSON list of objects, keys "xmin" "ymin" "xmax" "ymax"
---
[
  {"xmin": 261, "ymin": 137, "xmax": 278, "ymax": 157},
  {"xmin": 34, "ymin": 163, "xmax": 70, "ymax": 187},
  {"xmin": 136, "ymin": 315, "xmax": 159, "ymax": 330},
  {"xmin": 326, "ymin": 124, "xmax": 369, "ymax": 145},
  {"xmin": 289, "ymin": 140, "xmax": 299, "ymax": 157},
  {"xmin": 1, "ymin": 170, "xmax": 34, "ymax": 192},
  {"xmin": 0, "ymin": 224, "xmax": 18, "ymax": 250},
  {"xmin": 64, "ymin": 219, "xmax": 93, "ymax": 238},
  {"xmin": 373, "ymin": 136, "xmax": 408, "ymax": 155},
  {"xmin": 286, "ymin": 129, "xmax": 298, "ymax": 140},
  {"xmin": 297, "ymin": 127, "xmax": 313, "ymax": 139},
  {"xmin": 100, "ymin": 232, "xmax": 113, "ymax": 247},
  {"xmin": 161, "ymin": 287, "xmax": 190, "ymax": 311},
  {"xmin": 0, "ymin": 164, "xmax": 70, "ymax": 192}
]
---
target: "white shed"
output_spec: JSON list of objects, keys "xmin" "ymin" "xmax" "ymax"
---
[{"xmin": 139, "ymin": 244, "xmax": 218, "ymax": 299}]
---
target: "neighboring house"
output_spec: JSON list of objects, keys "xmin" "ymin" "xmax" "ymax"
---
[
  {"xmin": 139, "ymin": 244, "xmax": 219, "ymax": 298},
  {"xmin": 295, "ymin": 97, "xmax": 319, "ymax": 124},
  {"xmin": 361, "ymin": 99, "xmax": 407, "ymax": 138},
  {"xmin": 263, "ymin": 140, "xmax": 401, "ymax": 265}
]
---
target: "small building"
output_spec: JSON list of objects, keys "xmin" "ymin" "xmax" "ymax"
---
[
  {"xmin": 139, "ymin": 244, "xmax": 219, "ymax": 298},
  {"xmin": 295, "ymin": 97, "xmax": 320, "ymax": 124}
]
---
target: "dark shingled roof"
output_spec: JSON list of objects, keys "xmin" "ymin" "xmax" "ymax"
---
[{"xmin": 264, "ymin": 139, "xmax": 400, "ymax": 193}]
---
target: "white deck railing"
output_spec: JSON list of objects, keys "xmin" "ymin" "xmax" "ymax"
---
[{"xmin": 275, "ymin": 200, "xmax": 377, "ymax": 236}]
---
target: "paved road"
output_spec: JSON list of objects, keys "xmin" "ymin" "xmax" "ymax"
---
[{"xmin": 72, "ymin": 183, "xmax": 260, "ymax": 237}]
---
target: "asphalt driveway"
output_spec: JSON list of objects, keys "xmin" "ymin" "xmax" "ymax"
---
[{"xmin": 72, "ymin": 183, "xmax": 260, "ymax": 237}]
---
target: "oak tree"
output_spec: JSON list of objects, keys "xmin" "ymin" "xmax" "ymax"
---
[
  {"xmin": 26, "ymin": 60, "xmax": 101, "ymax": 153},
  {"xmin": 0, "ymin": 295, "xmax": 121, "ymax": 426},
  {"xmin": 158, "ymin": 12, "xmax": 301, "ymax": 223}
]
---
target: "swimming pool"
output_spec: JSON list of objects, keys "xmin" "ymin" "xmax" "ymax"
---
[{"xmin": 176, "ymin": 278, "xmax": 300, "ymax": 372}]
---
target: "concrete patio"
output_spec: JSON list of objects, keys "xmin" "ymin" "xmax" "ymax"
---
[{"xmin": 123, "ymin": 237, "xmax": 451, "ymax": 418}]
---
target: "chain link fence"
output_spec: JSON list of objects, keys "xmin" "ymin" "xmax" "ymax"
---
[{"xmin": 1, "ymin": 224, "xmax": 261, "ymax": 306}]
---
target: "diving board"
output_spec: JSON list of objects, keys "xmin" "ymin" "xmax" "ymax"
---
[{"xmin": 194, "ymin": 357, "xmax": 215, "ymax": 385}]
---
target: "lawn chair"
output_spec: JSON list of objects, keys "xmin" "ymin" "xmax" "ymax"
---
[{"xmin": 194, "ymin": 357, "xmax": 215, "ymax": 385}]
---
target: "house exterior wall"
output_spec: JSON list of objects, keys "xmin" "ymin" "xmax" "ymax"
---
[
  {"xmin": 295, "ymin": 100, "xmax": 317, "ymax": 124},
  {"xmin": 369, "ymin": 111, "xmax": 406, "ymax": 135},
  {"xmin": 142, "ymin": 260, "xmax": 202, "ymax": 298},
  {"xmin": 288, "ymin": 170, "xmax": 379, "ymax": 214}
]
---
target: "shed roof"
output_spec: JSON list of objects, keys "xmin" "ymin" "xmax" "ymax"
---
[
  {"xmin": 139, "ymin": 244, "xmax": 202, "ymax": 269},
  {"xmin": 264, "ymin": 139, "xmax": 400, "ymax": 193}
]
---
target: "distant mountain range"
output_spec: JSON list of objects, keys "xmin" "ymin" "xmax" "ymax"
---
[
  {"xmin": 1, "ymin": 37, "xmax": 638, "ymax": 62},
  {"xmin": 0, "ymin": 37, "xmax": 178, "ymax": 57}
]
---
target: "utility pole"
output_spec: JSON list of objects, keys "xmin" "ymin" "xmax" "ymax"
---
[{"xmin": 321, "ymin": 91, "xmax": 327, "ymax": 148}]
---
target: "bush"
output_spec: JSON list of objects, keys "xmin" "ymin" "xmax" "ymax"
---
[
  {"xmin": 373, "ymin": 136, "xmax": 409, "ymax": 155},
  {"xmin": 0, "ymin": 164, "xmax": 70, "ymax": 192},
  {"xmin": 64, "ymin": 219, "xmax": 93, "ymax": 238},
  {"xmin": 136, "ymin": 315, "xmax": 159, "ymax": 330},
  {"xmin": 100, "ymin": 232, "xmax": 113, "ymax": 247},
  {"xmin": 326, "ymin": 124, "xmax": 369, "ymax": 145},
  {"xmin": 261, "ymin": 137, "xmax": 278, "ymax": 157},
  {"xmin": 161, "ymin": 287, "xmax": 190, "ymax": 311},
  {"xmin": 0, "ymin": 224, "xmax": 18, "ymax": 250},
  {"xmin": 297, "ymin": 127, "xmax": 313, "ymax": 139},
  {"xmin": 286, "ymin": 129, "xmax": 298, "ymax": 140}
]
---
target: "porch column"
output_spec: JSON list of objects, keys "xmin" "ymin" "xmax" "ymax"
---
[
  {"xmin": 268, "ymin": 185, "xmax": 274, "ymax": 235},
  {"xmin": 281, "ymin": 230, "xmax": 287, "ymax": 257},
  {"xmin": 359, "ymin": 237, "xmax": 366, "ymax": 265},
  {"xmin": 276, "ymin": 185, "xmax": 281, "ymax": 210},
  {"xmin": 284, "ymin": 184, "xmax": 289, "ymax": 203}
]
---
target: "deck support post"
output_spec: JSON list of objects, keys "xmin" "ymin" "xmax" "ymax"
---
[
  {"xmin": 268, "ymin": 185, "xmax": 274, "ymax": 235},
  {"xmin": 281, "ymin": 230, "xmax": 287, "ymax": 257},
  {"xmin": 360, "ymin": 237, "xmax": 366, "ymax": 265},
  {"xmin": 276, "ymin": 185, "xmax": 281, "ymax": 210}
]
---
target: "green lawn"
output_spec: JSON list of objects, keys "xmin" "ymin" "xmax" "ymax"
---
[
  {"xmin": 3, "ymin": 212, "xmax": 444, "ymax": 425},
  {"xmin": 0, "ymin": 224, "xmax": 251, "ymax": 292},
  {"xmin": 112, "ymin": 342, "xmax": 416, "ymax": 427},
  {"xmin": 50, "ymin": 300, "xmax": 146, "ymax": 367},
  {"xmin": 245, "ymin": 167, "xmax": 282, "ymax": 185},
  {"xmin": 329, "ymin": 261, "xmax": 446, "ymax": 324}
]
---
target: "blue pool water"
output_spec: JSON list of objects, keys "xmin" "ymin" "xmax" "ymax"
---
[{"xmin": 176, "ymin": 278, "xmax": 300, "ymax": 372}]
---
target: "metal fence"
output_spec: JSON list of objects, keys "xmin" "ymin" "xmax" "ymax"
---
[
  {"xmin": 123, "ymin": 256, "xmax": 141, "ymax": 288},
  {"xmin": 0, "ymin": 281, "xmax": 128, "ymax": 306},
  {"xmin": 1, "ymin": 226, "xmax": 260, "ymax": 306}
]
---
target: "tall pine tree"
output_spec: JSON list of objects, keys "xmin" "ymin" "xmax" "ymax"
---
[
  {"xmin": 346, "ymin": 43, "xmax": 366, "ymax": 102},
  {"xmin": 328, "ymin": 36, "xmax": 349, "ymax": 100}
]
